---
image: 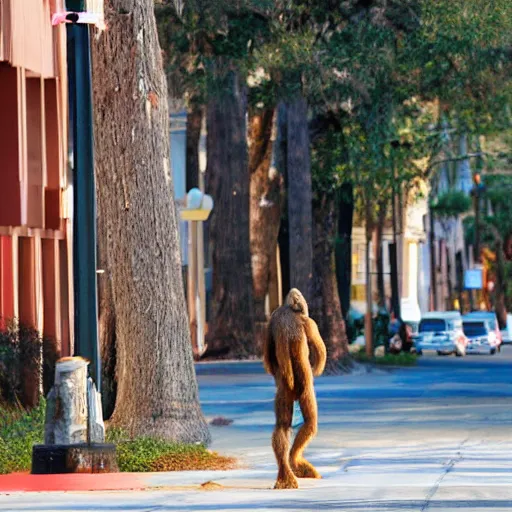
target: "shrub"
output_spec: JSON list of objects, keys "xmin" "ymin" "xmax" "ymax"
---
[
  {"xmin": 0, "ymin": 325, "xmax": 19, "ymax": 404},
  {"xmin": 0, "ymin": 320, "xmax": 57, "ymax": 407},
  {"xmin": 0, "ymin": 401, "xmax": 46, "ymax": 474},
  {"xmin": 0, "ymin": 407, "xmax": 235, "ymax": 475},
  {"xmin": 106, "ymin": 428, "xmax": 236, "ymax": 472}
]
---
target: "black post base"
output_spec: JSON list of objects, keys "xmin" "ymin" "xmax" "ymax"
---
[{"xmin": 32, "ymin": 443, "xmax": 118, "ymax": 474}]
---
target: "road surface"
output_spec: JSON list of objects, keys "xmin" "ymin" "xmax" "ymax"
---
[{"xmin": 2, "ymin": 347, "xmax": 512, "ymax": 511}]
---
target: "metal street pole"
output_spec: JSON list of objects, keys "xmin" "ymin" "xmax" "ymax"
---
[
  {"xmin": 474, "ymin": 185, "xmax": 481, "ymax": 264},
  {"xmin": 66, "ymin": 0, "xmax": 100, "ymax": 387},
  {"xmin": 390, "ymin": 157, "xmax": 400, "ymax": 319},
  {"xmin": 429, "ymin": 202, "xmax": 437, "ymax": 311}
]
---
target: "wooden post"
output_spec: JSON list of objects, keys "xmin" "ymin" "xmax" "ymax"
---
[
  {"xmin": 187, "ymin": 221, "xmax": 198, "ymax": 354},
  {"xmin": 196, "ymin": 220, "xmax": 206, "ymax": 354}
]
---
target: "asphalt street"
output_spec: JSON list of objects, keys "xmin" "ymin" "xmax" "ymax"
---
[{"xmin": 2, "ymin": 346, "xmax": 512, "ymax": 511}]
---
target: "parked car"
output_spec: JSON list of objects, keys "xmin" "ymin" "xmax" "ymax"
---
[
  {"xmin": 413, "ymin": 311, "xmax": 468, "ymax": 357},
  {"xmin": 500, "ymin": 314, "xmax": 512, "ymax": 344},
  {"xmin": 464, "ymin": 311, "xmax": 502, "ymax": 351},
  {"xmin": 462, "ymin": 316, "xmax": 498, "ymax": 355}
]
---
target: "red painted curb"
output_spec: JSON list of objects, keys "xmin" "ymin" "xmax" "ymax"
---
[{"xmin": 0, "ymin": 473, "xmax": 147, "ymax": 492}]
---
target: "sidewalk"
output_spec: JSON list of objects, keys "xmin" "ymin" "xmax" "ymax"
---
[
  {"xmin": 1, "ymin": 356, "xmax": 512, "ymax": 510},
  {"xmin": 2, "ymin": 439, "xmax": 512, "ymax": 510}
]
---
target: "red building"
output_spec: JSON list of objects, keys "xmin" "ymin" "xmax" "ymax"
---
[{"xmin": 0, "ymin": 0, "xmax": 72, "ymax": 356}]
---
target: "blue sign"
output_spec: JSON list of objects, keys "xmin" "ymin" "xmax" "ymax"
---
[{"xmin": 464, "ymin": 269, "xmax": 483, "ymax": 290}]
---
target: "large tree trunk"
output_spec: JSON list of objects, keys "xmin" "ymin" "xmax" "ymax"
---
[
  {"xmin": 276, "ymin": 103, "xmax": 291, "ymax": 298},
  {"xmin": 286, "ymin": 96, "xmax": 313, "ymax": 302},
  {"xmin": 204, "ymin": 70, "xmax": 255, "ymax": 358},
  {"xmin": 186, "ymin": 103, "xmax": 202, "ymax": 191},
  {"xmin": 311, "ymin": 193, "xmax": 349, "ymax": 364},
  {"xmin": 91, "ymin": 1, "xmax": 210, "ymax": 443},
  {"xmin": 97, "ymin": 201, "xmax": 116, "ymax": 421},
  {"xmin": 335, "ymin": 183, "xmax": 354, "ymax": 320},
  {"xmin": 249, "ymin": 108, "xmax": 283, "ymax": 321}
]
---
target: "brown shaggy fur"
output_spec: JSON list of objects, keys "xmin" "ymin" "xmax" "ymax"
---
[{"xmin": 263, "ymin": 288, "xmax": 327, "ymax": 489}]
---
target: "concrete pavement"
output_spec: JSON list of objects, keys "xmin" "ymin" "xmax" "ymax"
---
[{"xmin": 2, "ymin": 348, "xmax": 512, "ymax": 510}]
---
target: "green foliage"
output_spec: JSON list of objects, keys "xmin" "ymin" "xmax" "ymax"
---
[
  {"xmin": 0, "ymin": 409, "xmax": 233, "ymax": 475},
  {"xmin": 155, "ymin": 0, "xmax": 511, "ymax": 232},
  {"xmin": 108, "ymin": 428, "xmax": 193, "ymax": 472},
  {"xmin": 413, "ymin": 0, "xmax": 512, "ymax": 132},
  {"xmin": 155, "ymin": 0, "xmax": 272, "ymax": 102},
  {"xmin": 431, "ymin": 190, "xmax": 471, "ymax": 219},
  {"xmin": 463, "ymin": 174, "xmax": 512, "ymax": 246},
  {"xmin": 0, "ymin": 401, "xmax": 45, "ymax": 474},
  {"xmin": 107, "ymin": 428, "xmax": 234, "ymax": 472}
]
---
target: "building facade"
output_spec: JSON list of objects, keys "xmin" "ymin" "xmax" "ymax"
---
[{"xmin": 0, "ymin": 0, "xmax": 72, "ymax": 356}]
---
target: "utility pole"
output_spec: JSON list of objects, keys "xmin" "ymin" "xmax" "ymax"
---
[
  {"xmin": 473, "ymin": 174, "xmax": 482, "ymax": 264},
  {"xmin": 473, "ymin": 138, "xmax": 485, "ymax": 266},
  {"xmin": 471, "ymin": 172, "xmax": 485, "ymax": 311},
  {"xmin": 389, "ymin": 155, "xmax": 400, "ymax": 319},
  {"xmin": 66, "ymin": 0, "xmax": 100, "ymax": 387},
  {"xmin": 429, "ymin": 200, "xmax": 437, "ymax": 311}
]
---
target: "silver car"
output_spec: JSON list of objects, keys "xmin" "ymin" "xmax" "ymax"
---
[
  {"xmin": 462, "ymin": 317, "xmax": 498, "ymax": 355},
  {"xmin": 414, "ymin": 311, "xmax": 467, "ymax": 357}
]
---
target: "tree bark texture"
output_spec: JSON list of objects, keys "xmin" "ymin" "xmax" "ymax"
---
[
  {"xmin": 96, "ymin": 165, "xmax": 117, "ymax": 420},
  {"xmin": 186, "ymin": 103, "xmax": 202, "ymax": 191},
  {"xmin": 335, "ymin": 183, "xmax": 353, "ymax": 319},
  {"xmin": 97, "ymin": 225, "xmax": 116, "ymax": 421},
  {"xmin": 249, "ymin": 108, "xmax": 283, "ymax": 321},
  {"xmin": 205, "ymin": 71, "xmax": 256, "ymax": 358},
  {"xmin": 91, "ymin": 1, "xmax": 210, "ymax": 444},
  {"xmin": 310, "ymin": 193, "xmax": 349, "ymax": 363},
  {"xmin": 276, "ymin": 103, "xmax": 290, "ymax": 298},
  {"xmin": 286, "ymin": 96, "xmax": 313, "ymax": 303}
]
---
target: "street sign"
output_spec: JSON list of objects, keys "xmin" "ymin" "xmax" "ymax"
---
[{"xmin": 464, "ymin": 268, "xmax": 483, "ymax": 290}]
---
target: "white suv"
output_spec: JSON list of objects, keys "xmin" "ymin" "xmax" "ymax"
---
[{"xmin": 414, "ymin": 311, "xmax": 468, "ymax": 357}]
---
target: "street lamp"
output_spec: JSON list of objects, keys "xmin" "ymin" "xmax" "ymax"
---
[
  {"xmin": 63, "ymin": 0, "xmax": 100, "ymax": 387},
  {"xmin": 180, "ymin": 188, "xmax": 214, "ymax": 358}
]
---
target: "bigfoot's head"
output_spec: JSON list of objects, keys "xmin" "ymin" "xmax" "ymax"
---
[{"xmin": 285, "ymin": 288, "xmax": 309, "ymax": 317}]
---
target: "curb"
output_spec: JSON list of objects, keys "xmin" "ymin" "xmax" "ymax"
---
[{"xmin": 0, "ymin": 473, "xmax": 148, "ymax": 493}]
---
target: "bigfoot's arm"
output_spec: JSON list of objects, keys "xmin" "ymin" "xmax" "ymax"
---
[
  {"xmin": 263, "ymin": 327, "xmax": 277, "ymax": 376},
  {"xmin": 304, "ymin": 318, "xmax": 327, "ymax": 376}
]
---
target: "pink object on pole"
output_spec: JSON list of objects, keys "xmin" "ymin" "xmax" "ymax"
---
[
  {"xmin": 51, "ymin": 12, "xmax": 69, "ymax": 26},
  {"xmin": 51, "ymin": 12, "xmax": 104, "ymax": 27}
]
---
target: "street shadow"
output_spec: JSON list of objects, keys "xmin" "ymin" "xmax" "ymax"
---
[{"xmin": 5, "ymin": 498, "xmax": 512, "ymax": 511}]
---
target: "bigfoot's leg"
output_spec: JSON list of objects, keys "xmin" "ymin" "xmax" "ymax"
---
[
  {"xmin": 272, "ymin": 387, "xmax": 298, "ymax": 489},
  {"xmin": 290, "ymin": 386, "xmax": 321, "ymax": 479}
]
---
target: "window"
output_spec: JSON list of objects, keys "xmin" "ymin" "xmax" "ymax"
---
[
  {"xmin": 419, "ymin": 319, "xmax": 446, "ymax": 333},
  {"xmin": 463, "ymin": 322, "xmax": 487, "ymax": 337}
]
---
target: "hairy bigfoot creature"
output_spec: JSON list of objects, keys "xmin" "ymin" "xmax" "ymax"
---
[{"xmin": 263, "ymin": 288, "xmax": 327, "ymax": 489}]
